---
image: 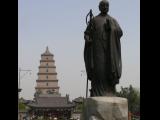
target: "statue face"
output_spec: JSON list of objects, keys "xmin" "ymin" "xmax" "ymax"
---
[{"xmin": 99, "ymin": 1, "xmax": 109, "ymax": 14}]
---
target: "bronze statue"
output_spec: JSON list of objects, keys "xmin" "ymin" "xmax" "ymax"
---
[{"xmin": 84, "ymin": 0, "xmax": 123, "ymax": 96}]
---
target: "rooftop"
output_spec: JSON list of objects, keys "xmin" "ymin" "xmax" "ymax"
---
[
  {"xmin": 73, "ymin": 97, "xmax": 84, "ymax": 103},
  {"xmin": 28, "ymin": 96, "xmax": 75, "ymax": 108},
  {"xmin": 41, "ymin": 46, "xmax": 53, "ymax": 56}
]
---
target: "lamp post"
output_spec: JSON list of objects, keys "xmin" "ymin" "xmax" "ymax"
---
[
  {"xmin": 18, "ymin": 68, "xmax": 32, "ymax": 91},
  {"xmin": 18, "ymin": 67, "xmax": 31, "ymax": 120}
]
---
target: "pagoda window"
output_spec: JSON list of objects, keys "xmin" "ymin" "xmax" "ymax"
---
[
  {"xmin": 46, "ymin": 76, "xmax": 48, "ymax": 79},
  {"xmin": 46, "ymin": 69, "xmax": 48, "ymax": 72},
  {"xmin": 46, "ymin": 83, "xmax": 48, "ymax": 86}
]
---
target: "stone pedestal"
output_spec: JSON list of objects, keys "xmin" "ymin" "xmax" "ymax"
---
[{"xmin": 81, "ymin": 97, "xmax": 128, "ymax": 120}]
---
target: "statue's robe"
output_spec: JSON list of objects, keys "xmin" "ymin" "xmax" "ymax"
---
[{"xmin": 84, "ymin": 14, "xmax": 123, "ymax": 96}]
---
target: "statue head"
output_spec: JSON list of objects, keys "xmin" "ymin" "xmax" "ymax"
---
[{"xmin": 99, "ymin": 0, "xmax": 109, "ymax": 15}]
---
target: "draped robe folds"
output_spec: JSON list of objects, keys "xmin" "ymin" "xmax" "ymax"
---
[{"xmin": 84, "ymin": 14, "xmax": 123, "ymax": 96}]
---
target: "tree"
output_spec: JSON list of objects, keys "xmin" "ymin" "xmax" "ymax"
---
[
  {"xmin": 116, "ymin": 85, "xmax": 140, "ymax": 114},
  {"xmin": 19, "ymin": 102, "xmax": 26, "ymax": 110}
]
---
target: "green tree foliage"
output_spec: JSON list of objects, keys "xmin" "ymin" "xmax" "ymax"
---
[
  {"xmin": 76, "ymin": 103, "xmax": 83, "ymax": 112},
  {"xmin": 19, "ymin": 102, "xmax": 26, "ymax": 110},
  {"xmin": 116, "ymin": 85, "xmax": 140, "ymax": 114}
]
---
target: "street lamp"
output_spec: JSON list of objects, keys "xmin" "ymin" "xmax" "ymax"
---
[
  {"xmin": 18, "ymin": 68, "xmax": 32, "ymax": 92},
  {"xmin": 18, "ymin": 67, "xmax": 31, "ymax": 120}
]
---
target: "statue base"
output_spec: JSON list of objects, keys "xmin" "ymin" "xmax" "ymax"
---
[{"xmin": 81, "ymin": 97, "xmax": 128, "ymax": 120}]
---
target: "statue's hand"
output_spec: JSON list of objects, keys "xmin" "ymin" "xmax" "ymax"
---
[
  {"xmin": 84, "ymin": 35, "xmax": 92, "ymax": 42},
  {"xmin": 105, "ymin": 18, "xmax": 111, "ymax": 31}
]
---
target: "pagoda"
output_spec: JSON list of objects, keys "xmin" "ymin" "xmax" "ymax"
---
[
  {"xmin": 35, "ymin": 46, "xmax": 60, "ymax": 97},
  {"xmin": 28, "ymin": 47, "xmax": 75, "ymax": 120}
]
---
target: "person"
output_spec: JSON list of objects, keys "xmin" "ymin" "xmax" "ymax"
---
[{"xmin": 84, "ymin": 0, "xmax": 123, "ymax": 96}]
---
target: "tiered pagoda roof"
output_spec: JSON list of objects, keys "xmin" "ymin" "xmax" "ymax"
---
[
  {"xmin": 28, "ymin": 96, "xmax": 74, "ymax": 108},
  {"xmin": 29, "ymin": 47, "xmax": 75, "ymax": 110},
  {"xmin": 41, "ymin": 46, "xmax": 53, "ymax": 56}
]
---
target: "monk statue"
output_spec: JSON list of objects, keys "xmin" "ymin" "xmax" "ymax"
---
[{"xmin": 84, "ymin": 0, "xmax": 123, "ymax": 96}]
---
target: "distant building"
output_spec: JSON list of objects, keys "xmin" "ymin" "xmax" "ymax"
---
[
  {"xmin": 73, "ymin": 97, "xmax": 84, "ymax": 112},
  {"xmin": 73, "ymin": 97, "xmax": 84, "ymax": 104},
  {"xmin": 28, "ymin": 47, "xmax": 75, "ymax": 119},
  {"xmin": 72, "ymin": 97, "xmax": 84, "ymax": 120},
  {"xmin": 19, "ymin": 110, "xmax": 28, "ymax": 120},
  {"xmin": 18, "ymin": 101, "xmax": 30, "ymax": 120},
  {"xmin": 35, "ymin": 47, "xmax": 60, "ymax": 96}
]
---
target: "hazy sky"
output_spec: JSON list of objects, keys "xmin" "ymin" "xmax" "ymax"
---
[{"xmin": 18, "ymin": 0, "xmax": 140, "ymax": 100}]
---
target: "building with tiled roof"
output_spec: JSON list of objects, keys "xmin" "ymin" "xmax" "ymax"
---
[
  {"xmin": 28, "ymin": 47, "xmax": 75, "ymax": 120},
  {"xmin": 29, "ymin": 96, "xmax": 74, "ymax": 108},
  {"xmin": 35, "ymin": 46, "xmax": 60, "ymax": 96}
]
